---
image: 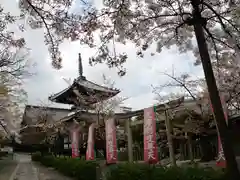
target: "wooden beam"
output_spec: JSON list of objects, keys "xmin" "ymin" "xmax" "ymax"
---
[{"xmin": 130, "ymin": 114, "xmax": 166, "ymax": 126}]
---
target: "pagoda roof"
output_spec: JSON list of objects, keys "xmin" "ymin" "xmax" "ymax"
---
[
  {"xmin": 49, "ymin": 76, "xmax": 120, "ymax": 105},
  {"xmin": 49, "ymin": 53, "xmax": 120, "ymax": 105}
]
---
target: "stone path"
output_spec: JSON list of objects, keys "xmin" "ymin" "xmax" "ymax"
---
[
  {"xmin": 13, "ymin": 162, "xmax": 39, "ymax": 180},
  {"xmin": 0, "ymin": 156, "xmax": 18, "ymax": 180},
  {"xmin": 0, "ymin": 153, "xmax": 73, "ymax": 180}
]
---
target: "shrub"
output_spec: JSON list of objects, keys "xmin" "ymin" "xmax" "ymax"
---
[
  {"xmin": 105, "ymin": 163, "xmax": 226, "ymax": 180},
  {"xmin": 31, "ymin": 151, "xmax": 41, "ymax": 161},
  {"xmin": 0, "ymin": 151, "xmax": 8, "ymax": 158},
  {"xmin": 32, "ymin": 153, "xmax": 225, "ymax": 180},
  {"xmin": 31, "ymin": 154, "xmax": 97, "ymax": 180}
]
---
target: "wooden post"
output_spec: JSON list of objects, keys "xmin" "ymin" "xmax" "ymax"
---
[
  {"xmin": 164, "ymin": 110, "xmax": 176, "ymax": 166},
  {"xmin": 180, "ymin": 140, "xmax": 184, "ymax": 160},
  {"xmin": 125, "ymin": 119, "xmax": 133, "ymax": 162},
  {"xmin": 186, "ymin": 132, "xmax": 194, "ymax": 162}
]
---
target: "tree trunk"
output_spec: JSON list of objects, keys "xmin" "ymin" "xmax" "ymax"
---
[{"xmin": 191, "ymin": 0, "xmax": 240, "ymax": 178}]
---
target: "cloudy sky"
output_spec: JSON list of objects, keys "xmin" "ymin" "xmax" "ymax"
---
[{"xmin": 3, "ymin": 0, "xmax": 204, "ymax": 111}]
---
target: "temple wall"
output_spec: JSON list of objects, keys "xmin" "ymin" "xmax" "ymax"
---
[{"xmin": 22, "ymin": 106, "xmax": 71, "ymax": 126}]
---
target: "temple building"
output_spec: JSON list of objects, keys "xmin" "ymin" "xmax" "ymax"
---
[
  {"xmin": 20, "ymin": 105, "xmax": 71, "ymax": 145},
  {"xmin": 49, "ymin": 53, "xmax": 120, "ymax": 109},
  {"xmin": 48, "ymin": 53, "xmax": 120, "ymax": 155},
  {"xmin": 18, "ymin": 53, "xmax": 240, "ymax": 163}
]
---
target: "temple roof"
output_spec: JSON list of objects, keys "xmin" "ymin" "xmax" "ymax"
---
[
  {"xmin": 48, "ymin": 53, "xmax": 120, "ymax": 105},
  {"xmin": 60, "ymin": 97, "xmax": 186, "ymax": 124}
]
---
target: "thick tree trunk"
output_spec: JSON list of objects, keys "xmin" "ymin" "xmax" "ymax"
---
[{"xmin": 191, "ymin": 0, "xmax": 240, "ymax": 178}]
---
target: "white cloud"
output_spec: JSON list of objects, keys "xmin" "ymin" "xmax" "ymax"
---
[{"xmin": 2, "ymin": 0, "xmax": 204, "ymax": 112}]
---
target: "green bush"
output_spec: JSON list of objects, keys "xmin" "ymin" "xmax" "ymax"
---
[
  {"xmin": 32, "ymin": 153, "xmax": 225, "ymax": 180},
  {"xmin": 105, "ymin": 163, "xmax": 226, "ymax": 180},
  {"xmin": 31, "ymin": 154, "xmax": 97, "ymax": 180},
  {"xmin": 31, "ymin": 151, "xmax": 41, "ymax": 161},
  {"xmin": 0, "ymin": 151, "xmax": 8, "ymax": 158}
]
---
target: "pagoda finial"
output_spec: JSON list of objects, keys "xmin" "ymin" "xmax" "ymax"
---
[{"xmin": 78, "ymin": 53, "xmax": 83, "ymax": 77}]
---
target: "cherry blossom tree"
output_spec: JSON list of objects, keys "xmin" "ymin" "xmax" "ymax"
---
[
  {"xmin": 0, "ymin": 4, "xmax": 25, "ymax": 48},
  {"xmin": 61, "ymin": 74, "xmax": 126, "ymax": 156},
  {"xmin": 0, "ymin": 76, "xmax": 27, "ymax": 140},
  {"xmin": 0, "ymin": 48, "xmax": 32, "ymax": 81},
  {"xmin": 0, "ymin": 48, "xmax": 30, "ymax": 132},
  {"xmin": 17, "ymin": 0, "xmax": 94, "ymax": 69},
  {"xmin": 153, "ymin": 72, "xmax": 205, "ymax": 101},
  {"xmin": 20, "ymin": 100, "xmax": 65, "ymax": 148},
  {"xmin": 152, "ymin": 72, "xmax": 219, "ymax": 161},
  {"xmin": 91, "ymin": 74, "xmax": 127, "ymax": 124},
  {"xmin": 0, "ymin": 4, "xmax": 26, "ymax": 87},
  {"xmin": 213, "ymin": 58, "xmax": 240, "ymax": 115},
  {"xmin": 86, "ymin": 74, "xmax": 127, "ymax": 155},
  {"xmin": 0, "ymin": 9, "xmax": 30, "ymax": 129},
  {"xmin": 9, "ymin": 0, "xmax": 240, "ymax": 175},
  {"xmin": 13, "ymin": 1, "xmax": 239, "ymax": 71}
]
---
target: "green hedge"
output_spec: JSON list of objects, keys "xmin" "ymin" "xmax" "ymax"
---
[
  {"xmin": 31, "ymin": 152, "xmax": 97, "ymax": 180},
  {"xmin": 0, "ymin": 151, "xmax": 8, "ymax": 158},
  {"xmin": 32, "ymin": 152, "xmax": 225, "ymax": 180},
  {"xmin": 106, "ymin": 163, "xmax": 225, "ymax": 180}
]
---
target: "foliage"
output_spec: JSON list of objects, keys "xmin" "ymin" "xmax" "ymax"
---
[
  {"xmin": 64, "ymin": 73, "xmax": 126, "ymax": 150},
  {"xmin": 31, "ymin": 153, "xmax": 225, "ymax": 180},
  {"xmin": 31, "ymin": 153, "xmax": 97, "ymax": 180},
  {"xmin": 0, "ymin": 4, "xmax": 25, "ymax": 61},
  {"xmin": 0, "ymin": 151, "xmax": 8, "ymax": 158},
  {"xmin": 0, "ymin": 48, "xmax": 31, "ymax": 79},
  {"xmin": 17, "ymin": 0, "xmax": 93, "ymax": 69},
  {"xmin": 0, "ymin": 82, "xmax": 26, "ymax": 137},
  {"xmin": 22, "ymin": 101, "xmax": 65, "ymax": 145},
  {"xmin": 29, "ymin": 102, "xmax": 56, "ymax": 130},
  {"xmin": 0, "ymin": 48, "xmax": 31, "ymax": 138},
  {"xmin": 31, "ymin": 151, "xmax": 41, "ymax": 161},
  {"xmin": 152, "ymin": 71, "xmax": 212, "ymax": 127},
  {"xmin": 106, "ymin": 163, "xmax": 225, "ymax": 180},
  {"xmin": 6, "ymin": 0, "xmax": 234, "ymax": 74},
  {"xmin": 151, "ymin": 71, "xmax": 218, "ymax": 162},
  {"xmin": 152, "ymin": 71, "xmax": 205, "ymax": 103},
  {"xmin": 91, "ymin": 74, "xmax": 127, "ymax": 123},
  {"xmin": 214, "ymin": 57, "xmax": 240, "ymax": 114}
]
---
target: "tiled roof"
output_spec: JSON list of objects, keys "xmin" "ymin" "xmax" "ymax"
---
[
  {"xmin": 49, "ymin": 77, "xmax": 120, "ymax": 104},
  {"xmin": 75, "ymin": 77, "xmax": 119, "ymax": 93}
]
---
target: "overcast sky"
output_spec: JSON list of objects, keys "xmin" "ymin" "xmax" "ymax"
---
[{"xmin": 3, "ymin": 0, "xmax": 204, "ymax": 111}]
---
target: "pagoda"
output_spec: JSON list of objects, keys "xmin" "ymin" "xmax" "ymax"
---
[
  {"xmin": 49, "ymin": 53, "xmax": 120, "ymax": 157},
  {"xmin": 49, "ymin": 53, "xmax": 120, "ymax": 109}
]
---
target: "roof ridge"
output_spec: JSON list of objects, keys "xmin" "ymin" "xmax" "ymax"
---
[
  {"xmin": 25, "ymin": 105, "xmax": 71, "ymax": 111},
  {"xmin": 76, "ymin": 77, "xmax": 120, "ymax": 91}
]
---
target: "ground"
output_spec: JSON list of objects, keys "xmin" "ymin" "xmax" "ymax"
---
[{"xmin": 0, "ymin": 153, "xmax": 73, "ymax": 180}]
